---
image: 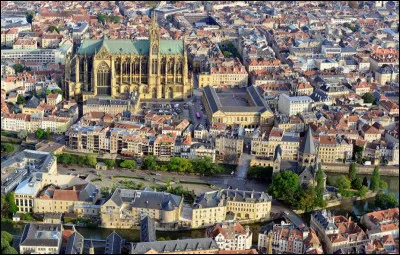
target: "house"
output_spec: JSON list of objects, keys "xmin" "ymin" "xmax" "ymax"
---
[
  {"xmin": 207, "ymin": 222, "xmax": 252, "ymax": 251},
  {"xmin": 19, "ymin": 223, "xmax": 63, "ymax": 254}
]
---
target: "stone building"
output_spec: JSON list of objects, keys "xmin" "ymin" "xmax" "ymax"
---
[{"xmin": 65, "ymin": 14, "xmax": 192, "ymax": 101}]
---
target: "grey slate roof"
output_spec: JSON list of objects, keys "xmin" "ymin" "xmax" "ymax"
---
[
  {"xmin": 311, "ymin": 210, "xmax": 338, "ymax": 231},
  {"xmin": 105, "ymin": 231, "xmax": 124, "ymax": 254},
  {"xmin": 203, "ymin": 85, "xmax": 222, "ymax": 113},
  {"xmin": 299, "ymin": 126, "xmax": 316, "ymax": 154},
  {"xmin": 20, "ymin": 223, "xmax": 62, "ymax": 248},
  {"xmin": 193, "ymin": 189, "xmax": 272, "ymax": 209},
  {"xmin": 140, "ymin": 216, "xmax": 156, "ymax": 242},
  {"xmin": 109, "ymin": 188, "xmax": 183, "ymax": 211},
  {"xmin": 131, "ymin": 238, "xmax": 218, "ymax": 254},
  {"xmin": 24, "ymin": 96, "xmax": 40, "ymax": 108},
  {"xmin": 65, "ymin": 231, "xmax": 84, "ymax": 254}
]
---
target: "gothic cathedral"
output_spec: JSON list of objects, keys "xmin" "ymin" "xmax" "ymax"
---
[{"xmin": 64, "ymin": 15, "xmax": 192, "ymax": 101}]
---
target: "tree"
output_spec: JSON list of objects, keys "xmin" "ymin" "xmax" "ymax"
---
[
  {"xmin": 297, "ymin": 187, "xmax": 317, "ymax": 212},
  {"xmin": 2, "ymin": 246, "xmax": 18, "ymax": 254},
  {"xmin": 48, "ymin": 25, "xmax": 60, "ymax": 33},
  {"xmin": 379, "ymin": 180, "xmax": 388, "ymax": 190},
  {"xmin": 349, "ymin": 163, "xmax": 357, "ymax": 180},
  {"xmin": 35, "ymin": 128, "xmax": 45, "ymax": 139},
  {"xmin": 370, "ymin": 166, "xmax": 381, "ymax": 192},
  {"xmin": 358, "ymin": 186, "xmax": 369, "ymax": 198},
  {"xmin": 1, "ymin": 231, "xmax": 13, "ymax": 244},
  {"xmin": 96, "ymin": 13, "xmax": 109, "ymax": 24},
  {"xmin": 268, "ymin": 170, "xmax": 300, "ymax": 206},
  {"xmin": 375, "ymin": 193, "xmax": 398, "ymax": 210},
  {"xmin": 336, "ymin": 176, "xmax": 351, "ymax": 192},
  {"xmin": 5, "ymin": 192, "xmax": 17, "ymax": 215},
  {"xmin": 120, "ymin": 160, "xmax": 136, "ymax": 169},
  {"xmin": 17, "ymin": 130, "xmax": 28, "ymax": 140},
  {"xmin": 46, "ymin": 89, "xmax": 52, "ymax": 95},
  {"xmin": 25, "ymin": 10, "xmax": 35, "ymax": 24},
  {"xmin": 247, "ymin": 166, "xmax": 273, "ymax": 182},
  {"xmin": 87, "ymin": 155, "xmax": 97, "ymax": 167},
  {"xmin": 104, "ymin": 160, "xmax": 115, "ymax": 168},
  {"xmin": 17, "ymin": 94, "xmax": 26, "ymax": 105},
  {"xmin": 168, "ymin": 157, "xmax": 192, "ymax": 173},
  {"xmin": 1, "ymin": 143, "xmax": 14, "ymax": 153},
  {"xmin": 13, "ymin": 63, "xmax": 24, "ymax": 74},
  {"xmin": 362, "ymin": 92, "xmax": 375, "ymax": 104},
  {"xmin": 315, "ymin": 168, "xmax": 326, "ymax": 208},
  {"xmin": 351, "ymin": 177, "xmax": 363, "ymax": 190},
  {"xmin": 143, "ymin": 156, "xmax": 157, "ymax": 170},
  {"xmin": 109, "ymin": 15, "xmax": 121, "ymax": 24},
  {"xmin": 45, "ymin": 128, "xmax": 51, "ymax": 140},
  {"xmin": 362, "ymin": 176, "xmax": 369, "ymax": 188}
]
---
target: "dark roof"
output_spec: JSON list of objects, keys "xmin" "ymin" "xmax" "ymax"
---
[
  {"xmin": 299, "ymin": 126, "xmax": 316, "ymax": 154},
  {"xmin": 140, "ymin": 216, "xmax": 156, "ymax": 242},
  {"xmin": 65, "ymin": 231, "xmax": 84, "ymax": 254},
  {"xmin": 24, "ymin": 96, "xmax": 41, "ymax": 108},
  {"xmin": 105, "ymin": 232, "xmax": 124, "ymax": 254},
  {"xmin": 203, "ymin": 85, "xmax": 222, "ymax": 113},
  {"xmin": 20, "ymin": 223, "xmax": 62, "ymax": 247},
  {"xmin": 131, "ymin": 238, "xmax": 218, "ymax": 254}
]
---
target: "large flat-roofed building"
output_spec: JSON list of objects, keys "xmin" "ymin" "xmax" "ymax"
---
[
  {"xmin": 130, "ymin": 238, "xmax": 219, "ymax": 254},
  {"xmin": 1, "ymin": 150, "xmax": 57, "ymax": 194},
  {"xmin": 19, "ymin": 223, "xmax": 63, "ymax": 254},
  {"xmin": 82, "ymin": 97, "xmax": 138, "ymax": 115},
  {"xmin": 65, "ymin": 15, "xmax": 192, "ymax": 101},
  {"xmin": 202, "ymin": 85, "xmax": 274, "ymax": 129},
  {"xmin": 278, "ymin": 94, "xmax": 313, "ymax": 116}
]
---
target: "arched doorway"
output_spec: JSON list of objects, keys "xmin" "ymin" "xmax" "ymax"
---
[
  {"xmin": 152, "ymin": 88, "xmax": 156, "ymax": 98},
  {"xmin": 168, "ymin": 87, "xmax": 173, "ymax": 99}
]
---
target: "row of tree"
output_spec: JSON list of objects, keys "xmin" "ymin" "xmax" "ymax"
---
[
  {"xmin": 143, "ymin": 156, "xmax": 224, "ymax": 176},
  {"xmin": 57, "ymin": 153, "xmax": 98, "ymax": 167},
  {"xmin": 1, "ymin": 231, "xmax": 17, "ymax": 254},
  {"xmin": 96, "ymin": 14, "xmax": 121, "ymax": 24}
]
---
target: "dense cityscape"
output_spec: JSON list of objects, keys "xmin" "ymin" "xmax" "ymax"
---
[{"xmin": 0, "ymin": 1, "xmax": 399, "ymax": 254}]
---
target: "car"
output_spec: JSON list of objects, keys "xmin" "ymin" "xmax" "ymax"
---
[{"xmin": 155, "ymin": 173, "xmax": 161, "ymax": 176}]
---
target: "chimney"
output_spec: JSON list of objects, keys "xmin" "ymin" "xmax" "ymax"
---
[
  {"xmin": 72, "ymin": 186, "xmax": 76, "ymax": 191},
  {"xmin": 349, "ymin": 216, "xmax": 351, "ymax": 222}
]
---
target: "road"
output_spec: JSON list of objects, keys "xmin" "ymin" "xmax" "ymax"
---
[{"xmin": 271, "ymin": 200, "xmax": 309, "ymax": 230}]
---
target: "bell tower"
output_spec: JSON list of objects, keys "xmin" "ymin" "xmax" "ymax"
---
[{"xmin": 149, "ymin": 12, "xmax": 161, "ymax": 97}]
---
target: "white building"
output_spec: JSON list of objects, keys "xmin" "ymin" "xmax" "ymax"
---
[
  {"xmin": 278, "ymin": 94, "xmax": 313, "ymax": 116},
  {"xmin": 207, "ymin": 222, "xmax": 252, "ymax": 251}
]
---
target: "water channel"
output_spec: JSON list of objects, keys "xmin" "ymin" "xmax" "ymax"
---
[{"xmin": 2, "ymin": 174, "xmax": 398, "ymax": 244}]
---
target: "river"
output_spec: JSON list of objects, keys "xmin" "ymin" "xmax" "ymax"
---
[{"xmin": 2, "ymin": 173, "xmax": 398, "ymax": 244}]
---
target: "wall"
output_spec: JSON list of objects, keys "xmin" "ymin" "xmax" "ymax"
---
[{"xmin": 321, "ymin": 163, "xmax": 399, "ymax": 176}]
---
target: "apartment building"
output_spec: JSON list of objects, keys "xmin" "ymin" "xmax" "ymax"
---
[
  {"xmin": 361, "ymin": 208, "xmax": 399, "ymax": 240},
  {"xmin": 207, "ymin": 222, "xmax": 252, "ymax": 251},
  {"xmin": 100, "ymin": 188, "xmax": 183, "ymax": 229},
  {"xmin": 192, "ymin": 189, "xmax": 272, "ymax": 229},
  {"xmin": 251, "ymin": 128, "xmax": 300, "ymax": 161},
  {"xmin": 19, "ymin": 223, "xmax": 63, "ymax": 254},
  {"xmin": 278, "ymin": 94, "xmax": 313, "ymax": 116},
  {"xmin": 42, "ymin": 33, "xmax": 63, "ymax": 48},
  {"xmin": 369, "ymin": 48, "xmax": 398, "ymax": 72},
  {"xmin": 311, "ymin": 210, "xmax": 368, "ymax": 254},
  {"xmin": 1, "ymin": 28, "xmax": 19, "ymax": 47},
  {"xmin": 13, "ymin": 38, "xmax": 37, "ymax": 49},
  {"xmin": 317, "ymin": 135, "xmax": 353, "ymax": 163},
  {"xmin": 215, "ymin": 134, "xmax": 244, "ymax": 161},
  {"xmin": 375, "ymin": 65, "xmax": 399, "ymax": 85},
  {"xmin": 258, "ymin": 221, "xmax": 304, "ymax": 254},
  {"xmin": 82, "ymin": 97, "xmax": 137, "ymax": 115},
  {"xmin": 153, "ymin": 134, "xmax": 176, "ymax": 160},
  {"xmin": 14, "ymin": 174, "xmax": 42, "ymax": 213}
]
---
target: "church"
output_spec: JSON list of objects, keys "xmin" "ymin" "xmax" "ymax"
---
[{"xmin": 64, "ymin": 15, "xmax": 192, "ymax": 101}]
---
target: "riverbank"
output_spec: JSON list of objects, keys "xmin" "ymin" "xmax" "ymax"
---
[
  {"xmin": 322, "ymin": 163, "xmax": 399, "ymax": 176},
  {"xmin": 293, "ymin": 190, "xmax": 379, "ymax": 214}
]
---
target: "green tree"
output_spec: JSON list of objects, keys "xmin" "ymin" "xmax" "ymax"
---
[
  {"xmin": 77, "ymin": 155, "xmax": 87, "ymax": 165},
  {"xmin": 297, "ymin": 186, "xmax": 317, "ymax": 212},
  {"xmin": 120, "ymin": 160, "xmax": 136, "ymax": 169},
  {"xmin": 362, "ymin": 176, "xmax": 369, "ymax": 188},
  {"xmin": 25, "ymin": 10, "xmax": 35, "ymax": 24},
  {"xmin": 45, "ymin": 128, "xmax": 51, "ymax": 140},
  {"xmin": 2, "ymin": 143, "xmax": 14, "ymax": 153},
  {"xmin": 17, "ymin": 130, "xmax": 28, "ymax": 140},
  {"xmin": 362, "ymin": 92, "xmax": 375, "ymax": 104},
  {"xmin": 375, "ymin": 193, "xmax": 398, "ymax": 210},
  {"xmin": 96, "ymin": 13, "xmax": 109, "ymax": 24},
  {"xmin": 5, "ymin": 192, "xmax": 17, "ymax": 215},
  {"xmin": 349, "ymin": 163, "xmax": 357, "ymax": 180},
  {"xmin": 48, "ymin": 25, "xmax": 60, "ymax": 33},
  {"xmin": 143, "ymin": 156, "xmax": 157, "ymax": 170},
  {"xmin": 168, "ymin": 157, "xmax": 193, "ymax": 173},
  {"xmin": 46, "ymin": 89, "xmax": 52, "ymax": 95},
  {"xmin": 315, "ymin": 168, "xmax": 326, "ymax": 207},
  {"xmin": 358, "ymin": 185, "xmax": 369, "ymax": 198},
  {"xmin": 87, "ymin": 155, "xmax": 97, "ymax": 167},
  {"xmin": 13, "ymin": 63, "xmax": 24, "ymax": 74},
  {"xmin": 2, "ymin": 246, "xmax": 18, "ymax": 254},
  {"xmin": 268, "ymin": 170, "xmax": 300, "ymax": 206},
  {"xmin": 370, "ymin": 166, "xmax": 381, "ymax": 192},
  {"xmin": 247, "ymin": 166, "xmax": 273, "ymax": 182},
  {"xmin": 17, "ymin": 94, "xmax": 26, "ymax": 105},
  {"xmin": 336, "ymin": 175, "xmax": 351, "ymax": 192},
  {"xmin": 104, "ymin": 160, "xmax": 115, "ymax": 168},
  {"xmin": 379, "ymin": 180, "xmax": 388, "ymax": 190},
  {"xmin": 351, "ymin": 177, "xmax": 363, "ymax": 190},
  {"xmin": 109, "ymin": 15, "xmax": 121, "ymax": 23},
  {"xmin": 35, "ymin": 128, "xmax": 45, "ymax": 139},
  {"xmin": 1, "ymin": 231, "xmax": 13, "ymax": 245}
]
